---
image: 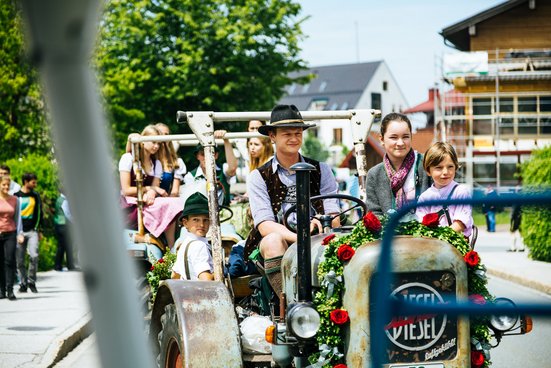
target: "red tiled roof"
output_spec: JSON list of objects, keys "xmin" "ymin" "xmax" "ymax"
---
[{"xmin": 403, "ymin": 89, "xmax": 465, "ymax": 114}]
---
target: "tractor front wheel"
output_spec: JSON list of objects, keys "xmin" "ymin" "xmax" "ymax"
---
[{"xmin": 157, "ymin": 303, "xmax": 184, "ymax": 368}]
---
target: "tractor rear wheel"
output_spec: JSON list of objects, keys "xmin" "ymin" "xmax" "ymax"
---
[{"xmin": 157, "ymin": 303, "xmax": 184, "ymax": 368}]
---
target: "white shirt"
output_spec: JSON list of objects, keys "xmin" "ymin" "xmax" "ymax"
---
[
  {"xmin": 8, "ymin": 181, "xmax": 21, "ymax": 196},
  {"xmin": 118, "ymin": 153, "xmax": 162, "ymax": 179},
  {"xmin": 172, "ymin": 233, "xmax": 213, "ymax": 280}
]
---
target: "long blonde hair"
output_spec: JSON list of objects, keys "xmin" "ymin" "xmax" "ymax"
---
[
  {"xmin": 154, "ymin": 123, "xmax": 180, "ymax": 171},
  {"xmin": 248, "ymin": 137, "xmax": 274, "ymax": 172},
  {"xmin": 138, "ymin": 125, "xmax": 161, "ymax": 167}
]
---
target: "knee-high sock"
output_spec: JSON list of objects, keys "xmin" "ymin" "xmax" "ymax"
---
[{"xmin": 264, "ymin": 256, "xmax": 283, "ymax": 297}]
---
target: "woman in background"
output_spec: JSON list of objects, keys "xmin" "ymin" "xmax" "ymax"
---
[
  {"xmin": 154, "ymin": 123, "xmax": 186, "ymax": 196},
  {"xmin": 248, "ymin": 136, "xmax": 274, "ymax": 173},
  {"xmin": 0, "ymin": 175, "xmax": 24, "ymax": 300},
  {"xmin": 119, "ymin": 125, "xmax": 183, "ymax": 249}
]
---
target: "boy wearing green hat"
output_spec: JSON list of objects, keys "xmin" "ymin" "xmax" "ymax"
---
[{"xmin": 171, "ymin": 192, "xmax": 214, "ymax": 281}]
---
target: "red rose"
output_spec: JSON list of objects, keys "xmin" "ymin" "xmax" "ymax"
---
[
  {"xmin": 322, "ymin": 233, "xmax": 336, "ymax": 245},
  {"xmin": 471, "ymin": 350, "xmax": 485, "ymax": 367},
  {"xmin": 333, "ymin": 364, "xmax": 347, "ymax": 368},
  {"xmin": 330, "ymin": 309, "xmax": 349, "ymax": 325},
  {"xmin": 422, "ymin": 213, "xmax": 440, "ymax": 227},
  {"xmin": 464, "ymin": 250, "xmax": 480, "ymax": 267},
  {"xmin": 150, "ymin": 265, "xmax": 155, "ymax": 271},
  {"xmin": 362, "ymin": 212, "xmax": 382, "ymax": 232},
  {"xmin": 158, "ymin": 258, "xmax": 165, "ymax": 264},
  {"xmin": 469, "ymin": 294, "xmax": 486, "ymax": 305},
  {"xmin": 336, "ymin": 244, "xmax": 355, "ymax": 262}
]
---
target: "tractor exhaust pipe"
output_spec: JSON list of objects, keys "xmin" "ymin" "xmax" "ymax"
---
[{"xmin": 292, "ymin": 162, "xmax": 315, "ymax": 302}]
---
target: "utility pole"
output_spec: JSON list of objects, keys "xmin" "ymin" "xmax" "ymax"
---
[
  {"xmin": 495, "ymin": 48, "xmax": 501, "ymax": 189},
  {"xmin": 355, "ymin": 21, "xmax": 360, "ymax": 63}
]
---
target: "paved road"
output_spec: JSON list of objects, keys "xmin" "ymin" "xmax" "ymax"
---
[{"xmin": 486, "ymin": 275, "xmax": 551, "ymax": 367}]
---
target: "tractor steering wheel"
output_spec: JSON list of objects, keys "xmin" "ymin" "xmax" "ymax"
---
[
  {"xmin": 282, "ymin": 194, "xmax": 367, "ymax": 232},
  {"xmin": 219, "ymin": 205, "xmax": 233, "ymax": 223}
]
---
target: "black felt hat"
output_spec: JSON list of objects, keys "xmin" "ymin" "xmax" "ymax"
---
[{"xmin": 258, "ymin": 104, "xmax": 316, "ymax": 136}]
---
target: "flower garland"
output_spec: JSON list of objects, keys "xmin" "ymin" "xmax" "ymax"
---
[
  {"xmin": 146, "ymin": 250, "xmax": 176, "ymax": 300},
  {"xmin": 310, "ymin": 212, "xmax": 493, "ymax": 368}
]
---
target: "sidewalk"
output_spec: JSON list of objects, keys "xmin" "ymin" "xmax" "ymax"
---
[
  {"xmin": 1, "ymin": 227, "xmax": 550, "ymax": 367},
  {"xmin": 475, "ymin": 225, "xmax": 551, "ymax": 295},
  {"xmin": 0, "ymin": 270, "xmax": 91, "ymax": 368}
]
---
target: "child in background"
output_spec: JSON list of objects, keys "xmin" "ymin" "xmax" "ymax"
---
[
  {"xmin": 416, "ymin": 142, "xmax": 473, "ymax": 237},
  {"xmin": 171, "ymin": 192, "xmax": 214, "ymax": 281}
]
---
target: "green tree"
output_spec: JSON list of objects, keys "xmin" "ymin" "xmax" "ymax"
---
[
  {"xmin": 0, "ymin": 1, "xmax": 50, "ymax": 162},
  {"xmin": 96, "ymin": 0, "xmax": 309, "ymax": 151},
  {"xmin": 520, "ymin": 145, "xmax": 551, "ymax": 261},
  {"xmin": 301, "ymin": 132, "xmax": 329, "ymax": 162}
]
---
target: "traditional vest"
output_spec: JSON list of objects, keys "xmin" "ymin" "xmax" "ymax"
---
[
  {"xmin": 130, "ymin": 159, "xmax": 156, "ymax": 187},
  {"xmin": 244, "ymin": 156, "xmax": 324, "ymax": 258}
]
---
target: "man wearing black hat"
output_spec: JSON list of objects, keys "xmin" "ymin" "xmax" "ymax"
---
[
  {"xmin": 183, "ymin": 130, "xmax": 238, "ymax": 206},
  {"xmin": 246, "ymin": 104, "xmax": 340, "ymax": 297}
]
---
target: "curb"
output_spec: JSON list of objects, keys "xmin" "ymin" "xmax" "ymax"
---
[
  {"xmin": 37, "ymin": 313, "xmax": 93, "ymax": 368},
  {"xmin": 486, "ymin": 267, "xmax": 551, "ymax": 296}
]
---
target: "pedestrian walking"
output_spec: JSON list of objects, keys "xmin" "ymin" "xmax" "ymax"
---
[
  {"xmin": 483, "ymin": 185, "xmax": 498, "ymax": 232},
  {"xmin": 0, "ymin": 175, "xmax": 24, "ymax": 300},
  {"xmin": 54, "ymin": 191, "xmax": 76, "ymax": 270},
  {"xmin": 15, "ymin": 173, "xmax": 43, "ymax": 293},
  {"xmin": 0, "ymin": 165, "xmax": 21, "ymax": 195},
  {"xmin": 509, "ymin": 185, "xmax": 525, "ymax": 252}
]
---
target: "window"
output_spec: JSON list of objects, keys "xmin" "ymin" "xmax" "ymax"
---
[
  {"xmin": 302, "ymin": 84, "xmax": 310, "ymax": 93},
  {"xmin": 472, "ymin": 98, "xmax": 492, "ymax": 135},
  {"xmin": 371, "ymin": 93, "xmax": 382, "ymax": 110},
  {"xmin": 341, "ymin": 102, "xmax": 349, "ymax": 110},
  {"xmin": 473, "ymin": 163, "xmax": 496, "ymax": 183},
  {"xmin": 499, "ymin": 97, "xmax": 514, "ymax": 113},
  {"xmin": 498, "ymin": 118, "xmax": 514, "ymax": 135},
  {"xmin": 500, "ymin": 163, "xmax": 519, "ymax": 186},
  {"xmin": 518, "ymin": 96, "xmax": 537, "ymax": 112},
  {"xmin": 382, "ymin": 81, "xmax": 388, "ymax": 91},
  {"xmin": 333, "ymin": 128, "xmax": 343, "ymax": 145},
  {"xmin": 518, "ymin": 97, "xmax": 537, "ymax": 135},
  {"xmin": 307, "ymin": 98, "xmax": 328, "ymax": 111},
  {"xmin": 319, "ymin": 81, "xmax": 327, "ymax": 92},
  {"xmin": 541, "ymin": 96, "xmax": 551, "ymax": 112},
  {"xmin": 329, "ymin": 102, "xmax": 338, "ymax": 110}
]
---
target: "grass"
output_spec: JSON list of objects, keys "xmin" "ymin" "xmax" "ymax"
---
[{"xmin": 472, "ymin": 208, "xmax": 511, "ymax": 228}]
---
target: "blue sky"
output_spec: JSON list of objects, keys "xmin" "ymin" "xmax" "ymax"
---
[{"xmin": 298, "ymin": 0, "xmax": 504, "ymax": 107}]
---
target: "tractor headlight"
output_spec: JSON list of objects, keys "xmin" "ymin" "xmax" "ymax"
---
[
  {"xmin": 490, "ymin": 298, "xmax": 519, "ymax": 332},
  {"xmin": 287, "ymin": 303, "xmax": 320, "ymax": 339}
]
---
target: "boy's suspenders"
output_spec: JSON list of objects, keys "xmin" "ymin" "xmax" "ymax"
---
[
  {"xmin": 183, "ymin": 241, "xmax": 192, "ymax": 280},
  {"xmin": 442, "ymin": 184, "xmax": 459, "ymax": 225}
]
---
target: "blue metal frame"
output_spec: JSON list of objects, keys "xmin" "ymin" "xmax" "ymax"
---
[{"xmin": 371, "ymin": 192, "xmax": 551, "ymax": 367}]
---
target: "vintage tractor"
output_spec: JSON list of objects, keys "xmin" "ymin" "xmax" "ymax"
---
[{"xmin": 147, "ymin": 109, "xmax": 531, "ymax": 368}]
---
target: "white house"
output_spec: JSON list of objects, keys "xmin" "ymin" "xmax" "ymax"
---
[{"xmin": 278, "ymin": 61, "xmax": 408, "ymax": 159}]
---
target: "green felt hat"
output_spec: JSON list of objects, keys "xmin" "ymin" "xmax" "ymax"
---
[{"xmin": 181, "ymin": 192, "xmax": 209, "ymax": 217}]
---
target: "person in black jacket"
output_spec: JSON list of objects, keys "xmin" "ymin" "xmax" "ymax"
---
[{"xmin": 15, "ymin": 173, "xmax": 43, "ymax": 293}]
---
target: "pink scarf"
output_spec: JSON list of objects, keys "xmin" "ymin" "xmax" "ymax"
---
[{"xmin": 384, "ymin": 149, "xmax": 415, "ymax": 208}]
